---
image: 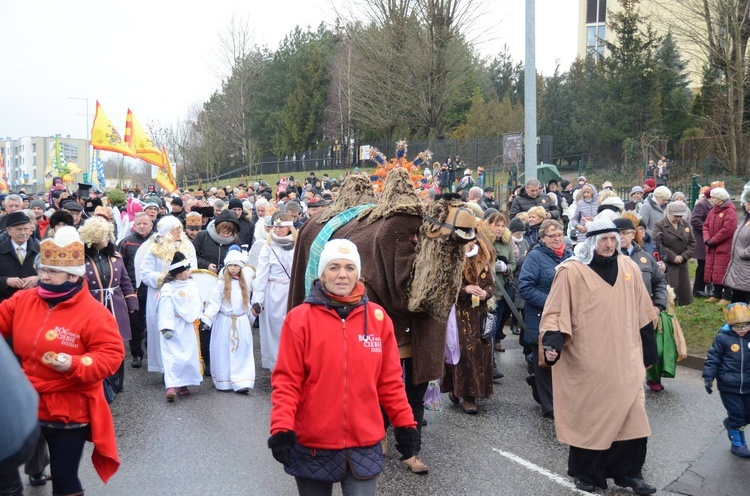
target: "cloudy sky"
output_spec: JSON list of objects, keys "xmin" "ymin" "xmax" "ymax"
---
[{"xmin": 0, "ymin": 0, "xmax": 578, "ymax": 141}]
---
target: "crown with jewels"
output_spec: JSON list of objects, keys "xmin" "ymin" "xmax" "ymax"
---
[{"xmin": 40, "ymin": 238, "xmax": 85, "ymax": 267}]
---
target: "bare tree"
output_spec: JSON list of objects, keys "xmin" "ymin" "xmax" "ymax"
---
[
  {"xmin": 214, "ymin": 16, "xmax": 264, "ymax": 175},
  {"xmin": 650, "ymin": 0, "xmax": 750, "ymax": 174}
]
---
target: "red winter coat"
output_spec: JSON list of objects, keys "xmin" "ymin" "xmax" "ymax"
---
[
  {"xmin": 270, "ymin": 294, "xmax": 416, "ymax": 449},
  {"xmin": 703, "ymin": 200, "xmax": 738, "ymax": 285},
  {"xmin": 0, "ymin": 283, "xmax": 124, "ymax": 483}
]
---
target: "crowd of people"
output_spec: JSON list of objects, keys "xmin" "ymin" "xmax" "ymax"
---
[{"xmin": 1, "ymin": 162, "xmax": 749, "ymax": 496}]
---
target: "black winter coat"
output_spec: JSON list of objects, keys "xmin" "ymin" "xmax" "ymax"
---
[
  {"xmin": 509, "ymin": 187, "xmax": 560, "ymax": 220},
  {"xmin": 624, "ymin": 243, "xmax": 668, "ymax": 310},
  {"xmin": 192, "ymin": 230, "xmax": 239, "ymax": 270},
  {"xmin": 117, "ymin": 232, "xmax": 150, "ymax": 284},
  {"xmin": 703, "ymin": 328, "xmax": 750, "ymax": 394},
  {"xmin": 237, "ymin": 215, "xmax": 255, "ymax": 248},
  {"xmin": 0, "ymin": 238, "xmax": 40, "ymax": 302}
]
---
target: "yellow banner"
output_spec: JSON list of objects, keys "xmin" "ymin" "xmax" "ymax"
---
[
  {"xmin": 90, "ymin": 101, "xmax": 136, "ymax": 157},
  {"xmin": 156, "ymin": 146, "xmax": 177, "ymax": 193},
  {"xmin": 126, "ymin": 109, "xmax": 163, "ymax": 168}
]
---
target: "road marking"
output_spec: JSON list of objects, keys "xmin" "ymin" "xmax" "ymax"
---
[{"xmin": 491, "ymin": 447, "xmax": 591, "ymax": 495}]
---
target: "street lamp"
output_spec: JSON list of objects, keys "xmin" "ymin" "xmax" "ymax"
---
[{"xmin": 69, "ymin": 96, "xmax": 91, "ymax": 182}]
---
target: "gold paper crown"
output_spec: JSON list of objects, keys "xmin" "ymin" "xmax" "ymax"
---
[
  {"xmin": 40, "ymin": 238, "xmax": 85, "ymax": 267},
  {"xmin": 185, "ymin": 212, "xmax": 203, "ymax": 227},
  {"xmin": 725, "ymin": 303, "xmax": 750, "ymax": 325}
]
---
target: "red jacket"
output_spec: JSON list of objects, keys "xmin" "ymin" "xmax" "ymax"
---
[
  {"xmin": 703, "ymin": 200, "xmax": 738, "ymax": 284},
  {"xmin": 270, "ymin": 298, "xmax": 416, "ymax": 449},
  {"xmin": 0, "ymin": 283, "xmax": 124, "ymax": 483}
]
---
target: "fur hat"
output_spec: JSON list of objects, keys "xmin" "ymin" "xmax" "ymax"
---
[
  {"xmin": 653, "ymin": 186, "xmax": 672, "ymax": 201},
  {"xmin": 710, "ymin": 187, "xmax": 730, "ymax": 202},
  {"xmin": 168, "ymin": 251, "xmax": 191, "ymax": 276},
  {"xmin": 39, "ymin": 226, "xmax": 86, "ymax": 277},
  {"xmin": 317, "ymin": 239, "xmax": 361, "ymax": 279},
  {"xmin": 741, "ymin": 181, "xmax": 750, "ymax": 204},
  {"xmin": 224, "ymin": 246, "xmax": 246, "ymax": 268}
]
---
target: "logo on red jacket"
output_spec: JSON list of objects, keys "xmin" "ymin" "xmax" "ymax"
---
[
  {"xmin": 374, "ymin": 309, "xmax": 384, "ymax": 321},
  {"xmin": 45, "ymin": 327, "xmax": 80, "ymax": 349},
  {"xmin": 359, "ymin": 334, "xmax": 382, "ymax": 352}
]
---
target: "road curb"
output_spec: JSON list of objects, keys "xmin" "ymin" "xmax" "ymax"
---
[{"xmin": 678, "ymin": 354, "xmax": 706, "ymax": 371}]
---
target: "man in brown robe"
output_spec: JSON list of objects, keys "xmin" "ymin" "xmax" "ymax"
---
[{"xmin": 540, "ymin": 218, "xmax": 659, "ymax": 495}]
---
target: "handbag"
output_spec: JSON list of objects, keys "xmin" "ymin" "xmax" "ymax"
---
[
  {"xmin": 103, "ymin": 377, "xmax": 116, "ymax": 404},
  {"xmin": 444, "ymin": 305, "xmax": 461, "ymax": 365},
  {"xmin": 481, "ymin": 311, "xmax": 497, "ymax": 343}
]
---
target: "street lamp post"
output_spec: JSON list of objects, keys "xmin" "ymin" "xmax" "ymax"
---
[
  {"xmin": 524, "ymin": 0, "xmax": 538, "ymax": 181},
  {"xmin": 69, "ymin": 96, "xmax": 90, "ymax": 183}
]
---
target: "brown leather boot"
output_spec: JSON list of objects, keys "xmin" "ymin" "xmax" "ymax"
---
[{"xmin": 403, "ymin": 455, "xmax": 429, "ymax": 474}]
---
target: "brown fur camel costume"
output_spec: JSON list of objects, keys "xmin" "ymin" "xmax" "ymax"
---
[{"xmin": 289, "ymin": 167, "xmax": 474, "ymax": 383}]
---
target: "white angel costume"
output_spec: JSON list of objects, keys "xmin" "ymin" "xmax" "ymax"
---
[
  {"xmin": 251, "ymin": 233, "xmax": 294, "ymax": 370},
  {"xmin": 203, "ymin": 252, "xmax": 256, "ymax": 391},
  {"xmin": 137, "ymin": 218, "xmax": 198, "ymax": 373},
  {"xmin": 157, "ymin": 278, "xmax": 203, "ymax": 388}
]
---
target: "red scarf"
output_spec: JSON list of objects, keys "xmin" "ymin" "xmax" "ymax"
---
[
  {"xmin": 552, "ymin": 244, "xmax": 566, "ymax": 258},
  {"xmin": 327, "ymin": 281, "xmax": 366, "ymax": 306}
]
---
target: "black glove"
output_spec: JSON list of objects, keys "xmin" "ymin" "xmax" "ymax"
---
[
  {"xmin": 393, "ymin": 427, "xmax": 419, "ymax": 461},
  {"xmin": 704, "ymin": 379, "xmax": 713, "ymax": 394},
  {"xmin": 705, "ymin": 240, "xmax": 713, "ymax": 248},
  {"xmin": 252, "ymin": 303, "xmax": 263, "ymax": 315},
  {"xmin": 267, "ymin": 431, "xmax": 296, "ymax": 467},
  {"xmin": 541, "ymin": 331, "xmax": 564, "ymax": 366},
  {"xmin": 199, "ymin": 322, "xmax": 211, "ymax": 333}
]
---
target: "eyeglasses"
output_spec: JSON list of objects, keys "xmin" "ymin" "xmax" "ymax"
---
[
  {"xmin": 543, "ymin": 233, "xmax": 563, "ymax": 239},
  {"xmin": 732, "ymin": 323, "xmax": 750, "ymax": 331},
  {"xmin": 38, "ymin": 268, "xmax": 65, "ymax": 275},
  {"xmin": 619, "ymin": 230, "xmax": 635, "ymax": 235}
]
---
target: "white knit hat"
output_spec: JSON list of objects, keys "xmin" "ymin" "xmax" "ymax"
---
[
  {"xmin": 224, "ymin": 247, "xmax": 246, "ymax": 267},
  {"xmin": 317, "ymin": 239, "xmax": 361, "ymax": 278},
  {"xmin": 39, "ymin": 226, "xmax": 86, "ymax": 277},
  {"xmin": 157, "ymin": 215, "xmax": 182, "ymax": 237}
]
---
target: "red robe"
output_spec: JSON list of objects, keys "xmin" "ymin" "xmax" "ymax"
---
[{"xmin": 0, "ymin": 282, "xmax": 124, "ymax": 483}]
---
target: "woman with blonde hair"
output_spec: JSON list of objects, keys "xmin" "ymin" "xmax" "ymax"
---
[
  {"xmin": 251, "ymin": 213, "xmax": 297, "ymax": 371},
  {"xmin": 441, "ymin": 232, "xmax": 496, "ymax": 414},
  {"xmin": 138, "ymin": 216, "xmax": 198, "ymax": 374},
  {"xmin": 79, "ymin": 217, "xmax": 138, "ymax": 393}
]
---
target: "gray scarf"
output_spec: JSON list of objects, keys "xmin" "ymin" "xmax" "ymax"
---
[
  {"xmin": 270, "ymin": 232, "xmax": 294, "ymax": 250},
  {"xmin": 207, "ymin": 220, "xmax": 237, "ymax": 245}
]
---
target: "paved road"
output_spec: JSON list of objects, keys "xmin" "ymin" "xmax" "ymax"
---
[{"xmin": 21, "ymin": 334, "xmax": 749, "ymax": 495}]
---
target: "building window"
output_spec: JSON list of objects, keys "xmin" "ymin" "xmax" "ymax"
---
[
  {"xmin": 32, "ymin": 143, "xmax": 36, "ymax": 153},
  {"xmin": 585, "ymin": 0, "xmax": 606, "ymax": 59}
]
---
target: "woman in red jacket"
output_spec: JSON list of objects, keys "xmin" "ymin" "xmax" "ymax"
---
[
  {"xmin": 0, "ymin": 226, "xmax": 124, "ymax": 496},
  {"xmin": 268, "ymin": 239, "xmax": 418, "ymax": 496},
  {"xmin": 704, "ymin": 188, "xmax": 738, "ymax": 305}
]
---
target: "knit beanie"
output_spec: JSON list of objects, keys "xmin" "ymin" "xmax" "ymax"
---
[
  {"xmin": 317, "ymin": 239, "xmax": 361, "ymax": 279},
  {"xmin": 224, "ymin": 246, "xmax": 246, "ymax": 267},
  {"xmin": 508, "ymin": 217, "xmax": 525, "ymax": 233},
  {"xmin": 228, "ymin": 198, "xmax": 243, "ymax": 210},
  {"xmin": 711, "ymin": 187, "xmax": 730, "ymax": 202},
  {"xmin": 30, "ymin": 199, "xmax": 46, "ymax": 210}
]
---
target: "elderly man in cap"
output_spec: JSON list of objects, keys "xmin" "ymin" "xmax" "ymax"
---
[
  {"xmin": 61, "ymin": 200, "xmax": 85, "ymax": 228},
  {"xmin": 0, "ymin": 194, "xmax": 24, "ymax": 232},
  {"xmin": 624, "ymin": 186, "xmax": 644, "ymax": 212},
  {"xmin": 142, "ymin": 197, "xmax": 161, "ymax": 229},
  {"xmin": 0, "ymin": 212, "xmax": 40, "ymax": 302},
  {"xmin": 540, "ymin": 218, "xmax": 658, "ymax": 494}
]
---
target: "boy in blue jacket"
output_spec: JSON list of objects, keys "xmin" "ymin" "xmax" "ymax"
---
[{"xmin": 703, "ymin": 302, "xmax": 750, "ymax": 458}]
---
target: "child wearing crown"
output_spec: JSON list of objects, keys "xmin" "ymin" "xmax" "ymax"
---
[
  {"xmin": 157, "ymin": 251, "xmax": 203, "ymax": 402},
  {"xmin": 703, "ymin": 302, "xmax": 750, "ymax": 458}
]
